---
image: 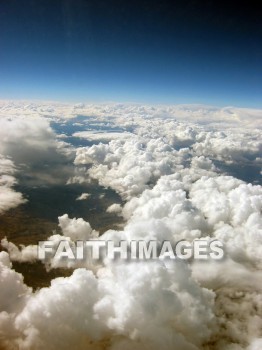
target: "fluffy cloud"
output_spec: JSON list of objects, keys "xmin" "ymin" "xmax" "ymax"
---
[
  {"xmin": 0, "ymin": 156, "xmax": 26, "ymax": 213},
  {"xmin": 58, "ymin": 214, "xmax": 98, "ymax": 241},
  {"xmin": 0, "ymin": 116, "xmax": 57, "ymax": 164},
  {"xmin": 74, "ymin": 137, "xmax": 190, "ymax": 200},
  {"xmin": 0, "ymin": 107, "xmax": 75, "ymax": 215},
  {"xmin": 106, "ymin": 203, "xmax": 122, "ymax": 214},
  {"xmin": 0, "ymin": 101, "xmax": 261, "ymax": 350},
  {"xmin": 76, "ymin": 192, "xmax": 90, "ymax": 201},
  {"xmin": 1, "ymin": 239, "xmax": 38, "ymax": 263},
  {"xmin": 0, "ymin": 251, "xmax": 216, "ymax": 350}
]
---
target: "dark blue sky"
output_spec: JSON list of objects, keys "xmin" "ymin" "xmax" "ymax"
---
[{"xmin": 0, "ymin": 0, "xmax": 261, "ymax": 107}]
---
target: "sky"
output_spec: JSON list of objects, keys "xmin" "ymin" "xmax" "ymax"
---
[{"xmin": 0, "ymin": 0, "xmax": 261, "ymax": 107}]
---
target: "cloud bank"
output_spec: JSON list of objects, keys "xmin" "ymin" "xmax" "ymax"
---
[
  {"xmin": 0, "ymin": 156, "xmax": 26, "ymax": 214},
  {"xmin": 0, "ymin": 101, "xmax": 261, "ymax": 350}
]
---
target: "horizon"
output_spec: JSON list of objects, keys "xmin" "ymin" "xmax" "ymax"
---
[{"xmin": 1, "ymin": 98, "xmax": 262, "ymax": 111}]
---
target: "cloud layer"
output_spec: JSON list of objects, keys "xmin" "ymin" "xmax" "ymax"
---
[{"xmin": 0, "ymin": 101, "xmax": 261, "ymax": 350}]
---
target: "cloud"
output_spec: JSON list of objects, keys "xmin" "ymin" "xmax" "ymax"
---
[
  {"xmin": 1, "ymin": 239, "xmax": 38, "ymax": 263},
  {"xmin": 0, "ymin": 116, "xmax": 57, "ymax": 164},
  {"xmin": 0, "ymin": 100, "xmax": 261, "ymax": 349},
  {"xmin": 0, "ymin": 110, "xmax": 75, "ymax": 187},
  {"xmin": 74, "ymin": 137, "xmax": 190, "ymax": 200},
  {"xmin": 1, "ymin": 100, "xmax": 261, "ymax": 127},
  {"xmin": 76, "ymin": 193, "xmax": 90, "ymax": 201},
  {"xmin": 0, "ymin": 253, "xmax": 216, "ymax": 350},
  {"xmin": 106, "ymin": 203, "xmax": 122, "ymax": 214},
  {"xmin": 0, "ymin": 156, "xmax": 26, "ymax": 214},
  {"xmin": 58, "ymin": 214, "xmax": 98, "ymax": 241},
  {"xmin": 73, "ymin": 131, "xmax": 133, "ymax": 142},
  {"xmin": 2, "ymin": 171, "xmax": 261, "ymax": 348},
  {"xmin": 193, "ymin": 129, "xmax": 262, "ymax": 164},
  {"xmin": 248, "ymin": 339, "xmax": 262, "ymax": 350}
]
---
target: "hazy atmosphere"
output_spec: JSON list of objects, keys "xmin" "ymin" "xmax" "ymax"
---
[{"xmin": 0, "ymin": 1, "xmax": 261, "ymax": 350}]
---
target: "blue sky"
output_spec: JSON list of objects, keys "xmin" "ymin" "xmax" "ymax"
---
[{"xmin": 0, "ymin": 0, "xmax": 261, "ymax": 107}]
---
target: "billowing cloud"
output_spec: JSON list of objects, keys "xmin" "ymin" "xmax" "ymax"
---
[
  {"xmin": 0, "ymin": 116, "xmax": 57, "ymax": 164},
  {"xmin": 0, "ymin": 156, "xmax": 26, "ymax": 213},
  {"xmin": 0, "ymin": 101, "xmax": 261, "ymax": 350},
  {"xmin": 106, "ymin": 203, "xmax": 122, "ymax": 214},
  {"xmin": 0, "ymin": 251, "xmax": 216, "ymax": 350}
]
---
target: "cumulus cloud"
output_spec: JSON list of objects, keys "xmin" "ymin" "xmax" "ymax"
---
[
  {"xmin": 76, "ymin": 192, "xmax": 90, "ymax": 201},
  {"xmin": 3, "ymin": 174, "xmax": 261, "ymax": 348},
  {"xmin": 193, "ymin": 129, "xmax": 262, "ymax": 164},
  {"xmin": 58, "ymin": 214, "xmax": 98, "ymax": 241},
  {"xmin": 0, "ymin": 100, "xmax": 262, "ymax": 350},
  {"xmin": 0, "ymin": 253, "xmax": 216, "ymax": 350},
  {"xmin": 0, "ymin": 116, "xmax": 57, "ymax": 164},
  {"xmin": 74, "ymin": 137, "xmax": 190, "ymax": 200},
  {"xmin": 0, "ymin": 109, "xmax": 77, "ymax": 210},
  {"xmin": 106, "ymin": 203, "xmax": 122, "ymax": 214},
  {"xmin": 1, "ymin": 239, "xmax": 38, "ymax": 263},
  {"xmin": 0, "ymin": 156, "xmax": 26, "ymax": 213}
]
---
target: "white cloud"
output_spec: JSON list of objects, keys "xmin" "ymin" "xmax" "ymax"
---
[
  {"xmin": 76, "ymin": 192, "xmax": 90, "ymax": 201},
  {"xmin": 106, "ymin": 203, "xmax": 122, "ymax": 214},
  {"xmin": 73, "ymin": 131, "xmax": 133, "ymax": 142},
  {"xmin": 0, "ymin": 100, "xmax": 261, "ymax": 349},
  {"xmin": 0, "ymin": 156, "xmax": 26, "ymax": 214},
  {"xmin": 74, "ymin": 137, "xmax": 189, "ymax": 200},
  {"xmin": 58, "ymin": 214, "xmax": 98, "ymax": 241},
  {"xmin": 0, "ymin": 256, "xmax": 216, "ymax": 350},
  {"xmin": 1, "ymin": 239, "xmax": 38, "ymax": 263},
  {"xmin": 0, "ymin": 116, "xmax": 57, "ymax": 163}
]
